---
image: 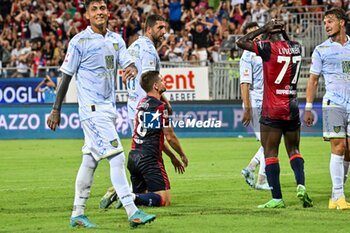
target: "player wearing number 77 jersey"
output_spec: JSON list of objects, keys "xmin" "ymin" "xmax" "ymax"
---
[{"xmin": 237, "ymin": 19, "xmax": 313, "ymax": 209}]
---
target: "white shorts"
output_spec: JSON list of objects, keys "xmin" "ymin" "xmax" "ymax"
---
[
  {"xmin": 244, "ymin": 98, "xmax": 262, "ymax": 141},
  {"xmin": 323, "ymin": 98, "xmax": 350, "ymax": 139},
  {"xmin": 81, "ymin": 116, "xmax": 124, "ymax": 161}
]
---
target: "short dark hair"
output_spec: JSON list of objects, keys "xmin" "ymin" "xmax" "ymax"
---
[
  {"xmin": 242, "ymin": 22, "xmax": 259, "ymax": 35},
  {"xmin": 325, "ymin": 7, "xmax": 348, "ymax": 23},
  {"xmin": 144, "ymin": 15, "xmax": 166, "ymax": 31},
  {"xmin": 140, "ymin": 71, "xmax": 160, "ymax": 92},
  {"xmin": 84, "ymin": 0, "xmax": 107, "ymax": 9}
]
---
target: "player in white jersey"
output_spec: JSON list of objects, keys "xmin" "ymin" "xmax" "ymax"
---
[
  {"xmin": 99, "ymin": 14, "xmax": 187, "ymax": 209},
  {"xmin": 240, "ymin": 22, "xmax": 269, "ymax": 190},
  {"xmin": 304, "ymin": 7, "xmax": 350, "ymax": 210},
  {"xmin": 46, "ymin": 0, "xmax": 155, "ymax": 228}
]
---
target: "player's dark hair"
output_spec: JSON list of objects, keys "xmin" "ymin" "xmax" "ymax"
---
[
  {"xmin": 325, "ymin": 7, "xmax": 348, "ymax": 23},
  {"xmin": 144, "ymin": 15, "xmax": 166, "ymax": 31},
  {"xmin": 84, "ymin": 0, "xmax": 107, "ymax": 9},
  {"xmin": 140, "ymin": 71, "xmax": 160, "ymax": 92},
  {"xmin": 242, "ymin": 22, "xmax": 259, "ymax": 35}
]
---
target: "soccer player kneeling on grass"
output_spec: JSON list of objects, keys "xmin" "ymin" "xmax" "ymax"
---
[{"xmin": 115, "ymin": 71, "xmax": 188, "ymax": 208}]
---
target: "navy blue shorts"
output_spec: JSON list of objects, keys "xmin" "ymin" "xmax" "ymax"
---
[
  {"xmin": 127, "ymin": 150, "xmax": 170, "ymax": 193},
  {"xmin": 260, "ymin": 116, "xmax": 300, "ymax": 132}
]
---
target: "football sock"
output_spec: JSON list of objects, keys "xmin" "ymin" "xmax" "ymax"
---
[
  {"xmin": 258, "ymin": 147, "xmax": 266, "ymax": 180},
  {"xmin": 344, "ymin": 160, "xmax": 350, "ymax": 183},
  {"xmin": 265, "ymin": 157, "xmax": 282, "ymax": 199},
  {"xmin": 72, "ymin": 154, "xmax": 97, "ymax": 217},
  {"xmin": 249, "ymin": 146, "xmax": 264, "ymax": 171},
  {"xmin": 289, "ymin": 154, "xmax": 305, "ymax": 186},
  {"xmin": 108, "ymin": 153, "xmax": 138, "ymax": 218},
  {"xmin": 330, "ymin": 154, "xmax": 345, "ymax": 200},
  {"xmin": 135, "ymin": 193, "xmax": 162, "ymax": 207}
]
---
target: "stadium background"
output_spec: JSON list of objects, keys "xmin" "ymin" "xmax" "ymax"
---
[
  {"xmin": 2, "ymin": 1, "xmax": 350, "ymax": 232},
  {"xmin": 0, "ymin": 0, "xmax": 336, "ymax": 139}
]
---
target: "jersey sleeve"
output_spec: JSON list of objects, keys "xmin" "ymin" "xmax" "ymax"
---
[
  {"xmin": 117, "ymin": 36, "xmax": 134, "ymax": 69},
  {"xmin": 60, "ymin": 37, "xmax": 82, "ymax": 76},
  {"xmin": 239, "ymin": 51, "xmax": 253, "ymax": 84},
  {"xmin": 310, "ymin": 47, "xmax": 322, "ymax": 75},
  {"xmin": 253, "ymin": 40, "xmax": 271, "ymax": 61}
]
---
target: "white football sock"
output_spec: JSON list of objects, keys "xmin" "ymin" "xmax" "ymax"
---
[
  {"xmin": 330, "ymin": 154, "xmax": 345, "ymax": 200},
  {"xmin": 108, "ymin": 153, "xmax": 138, "ymax": 218},
  {"xmin": 72, "ymin": 154, "xmax": 98, "ymax": 217},
  {"xmin": 257, "ymin": 147, "xmax": 266, "ymax": 183},
  {"xmin": 248, "ymin": 146, "xmax": 264, "ymax": 171}
]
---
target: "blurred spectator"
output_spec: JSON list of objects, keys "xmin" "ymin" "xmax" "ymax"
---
[
  {"xmin": 165, "ymin": 0, "xmax": 183, "ymax": 32},
  {"xmin": 186, "ymin": 15, "xmax": 212, "ymax": 65},
  {"xmin": 32, "ymin": 50, "xmax": 46, "ymax": 77},
  {"xmin": 11, "ymin": 51, "xmax": 34, "ymax": 78},
  {"xmin": 0, "ymin": 39, "xmax": 12, "ymax": 67},
  {"xmin": 34, "ymin": 74, "xmax": 56, "ymax": 103},
  {"xmin": 29, "ymin": 13, "xmax": 43, "ymax": 39}
]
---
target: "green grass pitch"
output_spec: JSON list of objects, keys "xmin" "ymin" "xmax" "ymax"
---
[{"xmin": 1, "ymin": 137, "xmax": 349, "ymax": 233}]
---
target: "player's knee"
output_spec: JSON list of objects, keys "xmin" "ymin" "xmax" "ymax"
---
[{"xmin": 108, "ymin": 152, "xmax": 125, "ymax": 166}]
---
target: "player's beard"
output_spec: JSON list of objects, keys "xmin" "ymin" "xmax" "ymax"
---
[
  {"xmin": 328, "ymin": 28, "xmax": 341, "ymax": 38},
  {"xmin": 159, "ymin": 87, "xmax": 166, "ymax": 94}
]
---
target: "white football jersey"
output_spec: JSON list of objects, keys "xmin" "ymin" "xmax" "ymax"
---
[
  {"xmin": 310, "ymin": 36, "xmax": 350, "ymax": 112},
  {"xmin": 239, "ymin": 50, "xmax": 264, "ymax": 101},
  {"xmin": 127, "ymin": 36, "xmax": 160, "ymax": 120},
  {"xmin": 60, "ymin": 26, "xmax": 133, "ymax": 120}
]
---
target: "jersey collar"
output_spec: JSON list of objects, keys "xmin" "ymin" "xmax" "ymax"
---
[
  {"xmin": 86, "ymin": 26, "xmax": 111, "ymax": 37},
  {"xmin": 329, "ymin": 35, "xmax": 350, "ymax": 45}
]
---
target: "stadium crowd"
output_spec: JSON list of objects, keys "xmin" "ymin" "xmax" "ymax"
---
[{"xmin": 0, "ymin": 0, "xmax": 347, "ymax": 77}]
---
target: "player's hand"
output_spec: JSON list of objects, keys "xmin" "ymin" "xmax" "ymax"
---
[
  {"xmin": 47, "ymin": 109, "xmax": 61, "ymax": 131},
  {"xmin": 180, "ymin": 154, "xmax": 188, "ymax": 167},
  {"xmin": 242, "ymin": 108, "xmax": 251, "ymax": 127},
  {"xmin": 303, "ymin": 110, "xmax": 314, "ymax": 127},
  {"xmin": 171, "ymin": 157, "xmax": 185, "ymax": 174},
  {"xmin": 263, "ymin": 19, "xmax": 284, "ymax": 33},
  {"xmin": 124, "ymin": 64, "xmax": 137, "ymax": 81}
]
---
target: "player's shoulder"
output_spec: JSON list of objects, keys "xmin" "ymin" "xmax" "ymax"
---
[
  {"xmin": 69, "ymin": 29, "xmax": 90, "ymax": 44},
  {"xmin": 314, "ymin": 39, "xmax": 332, "ymax": 51},
  {"xmin": 241, "ymin": 50, "xmax": 254, "ymax": 59}
]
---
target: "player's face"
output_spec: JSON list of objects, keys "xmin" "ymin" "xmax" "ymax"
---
[
  {"xmin": 324, "ymin": 14, "xmax": 342, "ymax": 37},
  {"xmin": 151, "ymin": 21, "xmax": 167, "ymax": 43},
  {"xmin": 86, "ymin": 1, "xmax": 109, "ymax": 30}
]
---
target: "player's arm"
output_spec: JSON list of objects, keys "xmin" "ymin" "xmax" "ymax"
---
[
  {"xmin": 240, "ymin": 53, "xmax": 253, "ymax": 127},
  {"xmin": 163, "ymin": 126, "xmax": 188, "ymax": 167},
  {"xmin": 236, "ymin": 20, "xmax": 282, "ymax": 52},
  {"xmin": 35, "ymin": 79, "xmax": 45, "ymax": 92},
  {"xmin": 162, "ymin": 144, "xmax": 185, "ymax": 174},
  {"xmin": 303, "ymin": 73, "xmax": 319, "ymax": 127},
  {"xmin": 241, "ymin": 83, "xmax": 251, "ymax": 126},
  {"xmin": 47, "ymin": 72, "xmax": 72, "ymax": 131}
]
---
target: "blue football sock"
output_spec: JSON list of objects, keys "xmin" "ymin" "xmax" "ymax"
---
[
  {"xmin": 289, "ymin": 154, "xmax": 305, "ymax": 186},
  {"xmin": 135, "ymin": 193, "xmax": 161, "ymax": 207},
  {"xmin": 265, "ymin": 157, "xmax": 282, "ymax": 199}
]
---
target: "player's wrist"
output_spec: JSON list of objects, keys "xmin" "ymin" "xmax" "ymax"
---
[{"xmin": 305, "ymin": 102, "xmax": 313, "ymax": 111}]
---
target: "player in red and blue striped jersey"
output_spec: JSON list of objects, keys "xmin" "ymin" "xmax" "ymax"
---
[{"xmin": 237, "ymin": 19, "xmax": 313, "ymax": 208}]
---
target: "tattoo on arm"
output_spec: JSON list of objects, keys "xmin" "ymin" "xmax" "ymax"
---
[{"xmin": 52, "ymin": 72, "xmax": 72, "ymax": 111}]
